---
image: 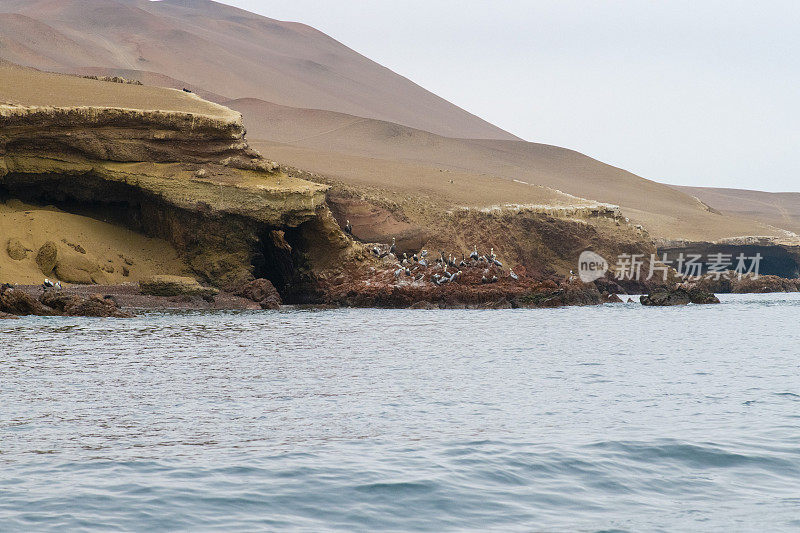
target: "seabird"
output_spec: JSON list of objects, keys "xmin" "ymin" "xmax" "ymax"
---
[
  {"xmin": 418, "ymin": 258, "xmax": 428, "ymax": 267},
  {"xmin": 390, "ymin": 238, "xmax": 396, "ymax": 256},
  {"xmin": 491, "ymin": 275, "xmax": 499, "ymax": 283},
  {"xmin": 420, "ymin": 249, "xmax": 429, "ymax": 258},
  {"xmin": 509, "ymin": 270, "xmax": 519, "ymax": 281},
  {"xmin": 344, "ymin": 220, "xmax": 353, "ymax": 235},
  {"xmin": 394, "ymin": 267, "xmax": 404, "ymax": 279},
  {"xmin": 55, "ymin": 281, "xmax": 62, "ymax": 290},
  {"xmin": 470, "ymin": 246, "xmax": 479, "ymax": 261},
  {"xmin": 493, "ymin": 258, "xmax": 503, "ymax": 267},
  {"xmin": 43, "ymin": 278, "xmax": 54, "ymax": 288}
]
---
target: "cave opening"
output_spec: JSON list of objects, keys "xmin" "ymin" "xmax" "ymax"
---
[
  {"xmin": 251, "ymin": 225, "xmax": 317, "ymax": 304},
  {"xmin": 1, "ymin": 171, "xmax": 313, "ymax": 294}
]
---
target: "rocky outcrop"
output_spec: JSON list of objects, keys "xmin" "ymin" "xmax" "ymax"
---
[
  {"xmin": 234, "ymin": 278, "xmax": 282, "ymax": 309},
  {"xmin": 140, "ymin": 275, "xmax": 219, "ymax": 299},
  {"xmin": 0, "ymin": 285, "xmax": 132, "ymax": 317},
  {"xmin": 6, "ymin": 238, "xmax": 28, "ymax": 260},
  {"xmin": 0, "ymin": 102, "xmax": 332, "ymax": 289},
  {"xmin": 641, "ymin": 287, "xmax": 720, "ymax": 306}
]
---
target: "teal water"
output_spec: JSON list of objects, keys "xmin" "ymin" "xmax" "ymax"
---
[{"xmin": 1, "ymin": 294, "xmax": 799, "ymax": 531}]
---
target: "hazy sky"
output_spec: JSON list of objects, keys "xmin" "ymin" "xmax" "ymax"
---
[{"xmin": 219, "ymin": 1, "xmax": 798, "ymax": 192}]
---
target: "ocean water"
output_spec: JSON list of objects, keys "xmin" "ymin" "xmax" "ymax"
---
[{"xmin": 1, "ymin": 294, "xmax": 800, "ymax": 532}]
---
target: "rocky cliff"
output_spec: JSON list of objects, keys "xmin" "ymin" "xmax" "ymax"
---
[{"xmin": 0, "ymin": 99, "xmax": 336, "ymax": 292}]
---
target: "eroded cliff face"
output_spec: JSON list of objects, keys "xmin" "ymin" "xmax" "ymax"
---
[{"xmin": 0, "ymin": 102, "xmax": 338, "ymax": 292}]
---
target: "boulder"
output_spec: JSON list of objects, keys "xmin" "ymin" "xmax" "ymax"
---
[
  {"xmin": 39, "ymin": 289, "xmax": 133, "ymax": 318},
  {"xmin": 234, "ymin": 278, "xmax": 282, "ymax": 309},
  {"xmin": 54, "ymin": 249, "xmax": 105, "ymax": 284},
  {"xmin": 641, "ymin": 287, "xmax": 720, "ymax": 306},
  {"xmin": 140, "ymin": 275, "xmax": 219, "ymax": 299},
  {"xmin": 35, "ymin": 241, "xmax": 58, "ymax": 274},
  {"xmin": 0, "ymin": 287, "xmax": 57, "ymax": 316},
  {"xmin": 0, "ymin": 311, "xmax": 20, "ymax": 320},
  {"xmin": 64, "ymin": 294, "xmax": 133, "ymax": 318},
  {"xmin": 6, "ymin": 238, "xmax": 28, "ymax": 261}
]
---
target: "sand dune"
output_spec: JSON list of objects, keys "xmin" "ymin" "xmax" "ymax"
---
[{"xmin": 0, "ymin": 0, "xmax": 516, "ymax": 140}]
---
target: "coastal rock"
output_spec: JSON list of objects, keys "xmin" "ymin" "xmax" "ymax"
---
[
  {"xmin": 641, "ymin": 287, "xmax": 720, "ymax": 306},
  {"xmin": 140, "ymin": 275, "xmax": 219, "ymax": 299},
  {"xmin": 64, "ymin": 293, "xmax": 133, "ymax": 318},
  {"xmin": 0, "ymin": 311, "xmax": 20, "ymax": 319},
  {"xmin": 234, "ymin": 278, "xmax": 282, "ymax": 309},
  {"xmin": 35, "ymin": 241, "xmax": 58, "ymax": 274},
  {"xmin": 6, "ymin": 238, "xmax": 28, "ymax": 260},
  {"xmin": 0, "ymin": 286, "xmax": 57, "ymax": 316}
]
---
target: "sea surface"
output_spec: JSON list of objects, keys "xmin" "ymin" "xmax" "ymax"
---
[{"xmin": 1, "ymin": 293, "xmax": 800, "ymax": 532}]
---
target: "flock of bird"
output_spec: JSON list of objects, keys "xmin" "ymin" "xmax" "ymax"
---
[{"xmin": 369, "ymin": 237, "xmax": 519, "ymax": 286}]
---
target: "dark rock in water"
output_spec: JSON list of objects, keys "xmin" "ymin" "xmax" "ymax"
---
[
  {"xmin": 40, "ymin": 290, "xmax": 83, "ymax": 313},
  {"xmin": 0, "ymin": 286, "xmax": 58, "ymax": 316},
  {"xmin": 235, "ymin": 278, "xmax": 282, "ymax": 309},
  {"xmin": 603, "ymin": 292, "xmax": 623, "ymax": 303},
  {"xmin": 687, "ymin": 288, "xmax": 722, "ymax": 304},
  {"xmin": 64, "ymin": 294, "xmax": 133, "ymax": 318},
  {"xmin": 641, "ymin": 287, "xmax": 720, "ymax": 306}
]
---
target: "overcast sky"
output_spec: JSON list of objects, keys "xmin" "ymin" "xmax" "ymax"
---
[{"xmin": 219, "ymin": 1, "xmax": 798, "ymax": 192}]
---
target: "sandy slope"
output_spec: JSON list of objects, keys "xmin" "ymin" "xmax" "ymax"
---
[
  {"xmin": 0, "ymin": 61, "xmax": 233, "ymax": 118},
  {"xmin": 674, "ymin": 186, "xmax": 800, "ymax": 235},
  {"xmin": 0, "ymin": 0, "xmax": 516, "ymax": 140},
  {"xmin": 231, "ymin": 98, "xmax": 778, "ymax": 241},
  {"xmin": 0, "ymin": 199, "xmax": 187, "ymax": 285}
]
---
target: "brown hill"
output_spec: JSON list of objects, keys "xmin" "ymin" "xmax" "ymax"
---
[
  {"xmin": 674, "ymin": 186, "xmax": 800, "ymax": 235},
  {"xmin": 227, "ymin": 98, "xmax": 779, "ymax": 241},
  {"xmin": 0, "ymin": 0, "xmax": 517, "ymax": 140}
]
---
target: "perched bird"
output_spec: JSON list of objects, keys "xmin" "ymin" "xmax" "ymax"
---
[
  {"xmin": 481, "ymin": 275, "xmax": 489, "ymax": 284},
  {"xmin": 491, "ymin": 275, "xmax": 499, "ymax": 283},
  {"xmin": 344, "ymin": 220, "xmax": 353, "ymax": 235},
  {"xmin": 402, "ymin": 253, "xmax": 409, "ymax": 265},
  {"xmin": 470, "ymin": 246, "xmax": 479, "ymax": 261},
  {"xmin": 390, "ymin": 238, "xmax": 396, "ymax": 256},
  {"xmin": 509, "ymin": 270, "xmax": 519, "ymax": 281},
  {"xmin": 412, "ymin": 253, "xmax": 419, "ymax": 262},
  {"xmin": 493, "ymin": 258, "xmax": 503, "ymax": 267},
  {"xmin": 55, "ymin": 281, "xmax": 62, "ymax": 290},
  {"xmin": 43, "ymin": 279, "xmax": 55, "ymax": 288},
  {"xmin": 418, "ymin": 258, "xmax": 428, "ymax": 268},
  {"xmin": 394, "ymin": 267, "xmax": 404, "ymax": 279}
]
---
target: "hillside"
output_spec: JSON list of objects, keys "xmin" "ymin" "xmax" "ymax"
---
[
  {"xmin": 0, "ymin": 0, "xmax": 517, "ymax": 140},
  {"xmin": 228, "ymin": 98, "xmax": 780, "ymax": 241},
  {"xmin": 673, "ymin": 186, "xmax": 800, "ymax": 236}
]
